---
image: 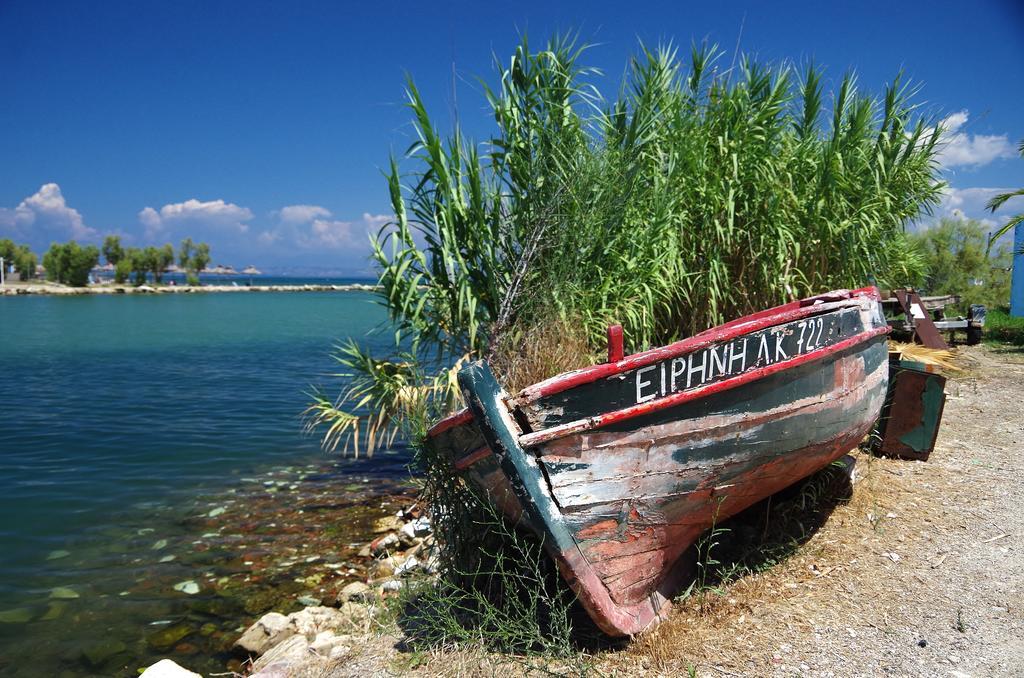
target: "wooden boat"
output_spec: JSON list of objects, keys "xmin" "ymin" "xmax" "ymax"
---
[{"xmin": 427, "ymin": 287, "xmax": 890, "ymax": 636}]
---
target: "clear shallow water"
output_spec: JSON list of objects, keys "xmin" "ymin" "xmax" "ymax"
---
[{"xmin": 0, "ymin": 291, "xmax": 410, "ymax": 674}]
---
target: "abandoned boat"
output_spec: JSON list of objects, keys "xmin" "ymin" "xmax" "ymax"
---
[{"xmin": 427, "ymin": 287, "xmax": 890, "ymax": 636}]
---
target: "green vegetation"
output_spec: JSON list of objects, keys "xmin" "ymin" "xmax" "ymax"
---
[
  {"xmin": 310, "ymin": 36, "xmax": 943, "ymax": 456},
  {"xmin": 909, "ymin": 218, "xmax": 1012, "ymax": 310},
  {"xmin": 986, "ymin": 138, "xmax": 1024, "ymax": 254},
  {"xmin": 985, "ymin": 308, "xmax": 1024, "ymax": 346},
  {"xmin": 179, "ymin": 238, "xmax": 211, "ymax": 286},
  {"xmin": 102, "ymin": 235, "xmax": 125, "ymax": 267},
  {"xmin": 395, "ymin": 492, "xmax": 585, "ymax": 666},
  {"xmin": 0, "ymin": 239, "xmax": 38, "ymax": 280},
  {"xmin": 144, "ymin": 244, "xmax": 175, "ymax": 284},
  {"xmin": 5, "ymin": 234, "xmax": 211, "ymax": 286},
  {"xmin": 111, "ymin": 240, "xmax": 210, "ymax": 286},
  {"xmin": 307, "ymin": 34, "xmax": 946, "ymax": 655},
  {"xmin": 42, "ymin": 241, "xmax": 100, "ymax": 287}
]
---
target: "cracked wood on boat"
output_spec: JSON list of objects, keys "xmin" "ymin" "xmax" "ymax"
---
[{"xmin": 429, "ymin": 287, "xmax": 890, "ymax": 637}]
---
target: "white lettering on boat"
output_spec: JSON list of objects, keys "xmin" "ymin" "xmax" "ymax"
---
[
  {"xmin": 631, "ymin": 310, "xmax": 855, "ymax": 405},
  {"xmin": 636, "ymin": 364, "xmax": 658, "ymax": 403}
]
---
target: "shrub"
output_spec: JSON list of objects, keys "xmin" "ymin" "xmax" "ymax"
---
[{"xmin": 42, "ymin": 241, "xmax": 99, "ymax": 287}]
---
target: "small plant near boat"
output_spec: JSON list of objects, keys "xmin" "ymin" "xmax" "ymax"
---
[{"xmin": 392, "ymin": 483, "xmax": 590, "ymax": 673}]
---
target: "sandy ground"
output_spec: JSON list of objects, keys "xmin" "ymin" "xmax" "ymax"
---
[{"xmin": 295, "ymin": 343, "xmax": 1024, "ymax": 677}]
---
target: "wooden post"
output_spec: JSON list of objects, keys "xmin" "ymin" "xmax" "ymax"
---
[
  {"xmin": 606, "ymin": 324, "xmax": 624, "ymax": 363},
  {"xmin": 893, "ymin": 289, "xmax": 948, "ymax": 349}
]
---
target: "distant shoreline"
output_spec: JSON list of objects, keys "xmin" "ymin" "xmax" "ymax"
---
[{"xmin": 1, "ymin": 282, "xmax": 380, "ymax": 296}]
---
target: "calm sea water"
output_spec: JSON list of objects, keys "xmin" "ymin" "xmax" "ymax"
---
[{"xmin": 0, "ymin": 290, "xmax": 410, "ymax": 674}]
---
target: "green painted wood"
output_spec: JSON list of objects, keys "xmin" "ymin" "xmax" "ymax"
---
[{"xmin": 456, "ymin": 360, "xmax": 576, "ymax": 554}]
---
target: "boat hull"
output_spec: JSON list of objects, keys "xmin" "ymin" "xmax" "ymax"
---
[{"xmin": 428, "ymin": 289, "xmax": 889, "ymax": 636}]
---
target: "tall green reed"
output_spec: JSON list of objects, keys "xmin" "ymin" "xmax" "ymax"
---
[{"xmin": 307, "ymin": 35, "xmax": 943, "ymax": 454}]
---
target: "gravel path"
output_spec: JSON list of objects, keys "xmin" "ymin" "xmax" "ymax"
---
[{"xmin": 772, "ymin": 344, "xmax": 1024, "ymax": 677}]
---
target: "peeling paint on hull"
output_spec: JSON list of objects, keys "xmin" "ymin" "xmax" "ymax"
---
[{"xmin": 428, "ymin": 288, "xmax": 890, "ymax": 637}]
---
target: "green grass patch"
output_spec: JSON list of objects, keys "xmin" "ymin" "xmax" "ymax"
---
[{"xmin": 984, "ymin": 307, "xmax": 1024, "ymax": 346}]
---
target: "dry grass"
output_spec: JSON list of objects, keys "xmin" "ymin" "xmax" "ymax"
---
[
  {"xmin": 490, "ymin": 316, "xmax": 597, "ymax": 394},
  {"xmin": 888, "ymin": 340, "xmax": 965, "ymax": 372}
]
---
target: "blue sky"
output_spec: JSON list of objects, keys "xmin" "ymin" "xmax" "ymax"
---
[{"xmin": 1, "ymin": 0, "xmax": 1022, "ymax": 274}]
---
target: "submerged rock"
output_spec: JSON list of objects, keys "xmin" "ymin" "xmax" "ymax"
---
[
  {"xmin": 41, "ymin": 601, "xmax": 67, "ymax": 621},
  {"xmin": 49, "ymin": 586, "xmax": 80, "ymax": 600},
  {"xmin": 372, "ymin": 515, "xmax": 403, "ymax": 534},
  {"xmin": 139, "ymin": 658, "xmax": 203, "ymax": 677},
  {"xmin": 0, "ymin": 607, "xmax": 34, "ymax": 623},
  {"xmin": 173, "ymin": 580, "xmax": 201, "ymax": 595},
  {"xmin": 147, "ymin": 623, "xmax": 193, "ymax": 651},
  {"xmin": 81, "ymin": 638, "xmax": 127, "ymax": 668}
]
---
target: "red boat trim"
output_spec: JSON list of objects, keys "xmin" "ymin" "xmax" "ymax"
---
[
  {"xmin": 518, "ymin": 325, "xmax": 890, "ymax": 448},
  {"xmin": 518, "ymin": 288, "xmax": 881, "ymax": 402},
  {"xmin": 427, "ymin": 408, "xmax": 473, "ymax": 437},
  {"xmin": 606, "ymin": 324, "xmax": 624, "ymax": 363},
  {"xmin": 452, "ymin": 445, "xmax": 491, "ymax": 471}
]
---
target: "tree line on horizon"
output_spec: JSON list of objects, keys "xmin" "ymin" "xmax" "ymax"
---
[{"xmin": 0, "ymin": 236, "xmax": 211, "ymax": 287}]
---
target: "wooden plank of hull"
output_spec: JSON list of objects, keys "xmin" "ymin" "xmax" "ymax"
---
[
  {"xmin": 425, "ymin": 416, "xmax": 528, "ymax": 527},
  {"xmin": 431, "ymin": 290, "xmax": 890, "ymax": 637},
  {"xmin": 551, "ymin": 339, "xmax": 888, "ymax": 629},
  {"xmin": 540, "ymin": 343, "xmax": 886, "ymax": 511}
]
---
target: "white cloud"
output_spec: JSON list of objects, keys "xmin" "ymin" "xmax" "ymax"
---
[
  {"xmin": 914, "ymin": 185, "xmax": 1024, "ymax": 244},
  {"xmin": 276, "ymin": 204, "xmax": 332, "ymax": 225},
  {"xmin": 304, "ymin": 218, "xmax": 355, "ymax": 247},
  {"xmin": 258, "ymin": 207, "xmax": 391, "ymax": 250},
  {"xmin": 935, "ymin": 110, "xmax": 1016, "ymax": 169},
  {"xmin": 138, "ymin": 198, "xmax": 253, "ymax": 239},
  {"xmin": 361, "ymin": 212, "xmax": 390, "ymax": 232},
  {"xmin": 0, "ymin": 183, "xmax": 96, "ymax": 243}
]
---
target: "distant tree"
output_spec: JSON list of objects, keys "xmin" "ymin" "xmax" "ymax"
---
[
  {"xmin": 986, "ymin": 139, "xmax": 1024, "ymax": 255},
  {"xmin": 178, "ymin": 237, "xmax": 194, "ymax": 269},
  {"xmin": 42, "ymin": 241, "xmax": 100, "ymax": 287},
  {"xmin": 0, "ymin": 239, "xmax": 37, "ymax": 280},
  {"xmin": 114, "ymin": 257, "xmax": 131, "ymax": 284},
  {"xmin": 148, "ymin": 243, "xmax": 175, "ymax": 283},
  {"xmin": 179, "ymin": 238, "xmax": 211, "ymax": 286},
  {"xmin": 14, "ymin": 245, "xmax": 37, "ymax": 280},
  {"xmin": 102, "ymin": 235, "xmax": 125, "ymax": 266},
  {"xmin": 123, "ymin": 248, "xmax": 150, "ymax": 285},
  {"xmin": 910, "ymin": 218, "xmax": 1011, "ymax": 309}
]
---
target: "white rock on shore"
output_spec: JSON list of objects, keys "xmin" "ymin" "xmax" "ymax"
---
[
  {"xmin": 236, "ymin": 604, "xmax": 367, "ymax": 667},
  {"xmin": 139, "ymin": 659, "xmax": 203, "ymax": 677}
]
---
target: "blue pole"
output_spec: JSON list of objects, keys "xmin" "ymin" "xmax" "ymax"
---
[{"xmin": 1012, "ymin": 222, "xmax": 1024, "ymax": 317}]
